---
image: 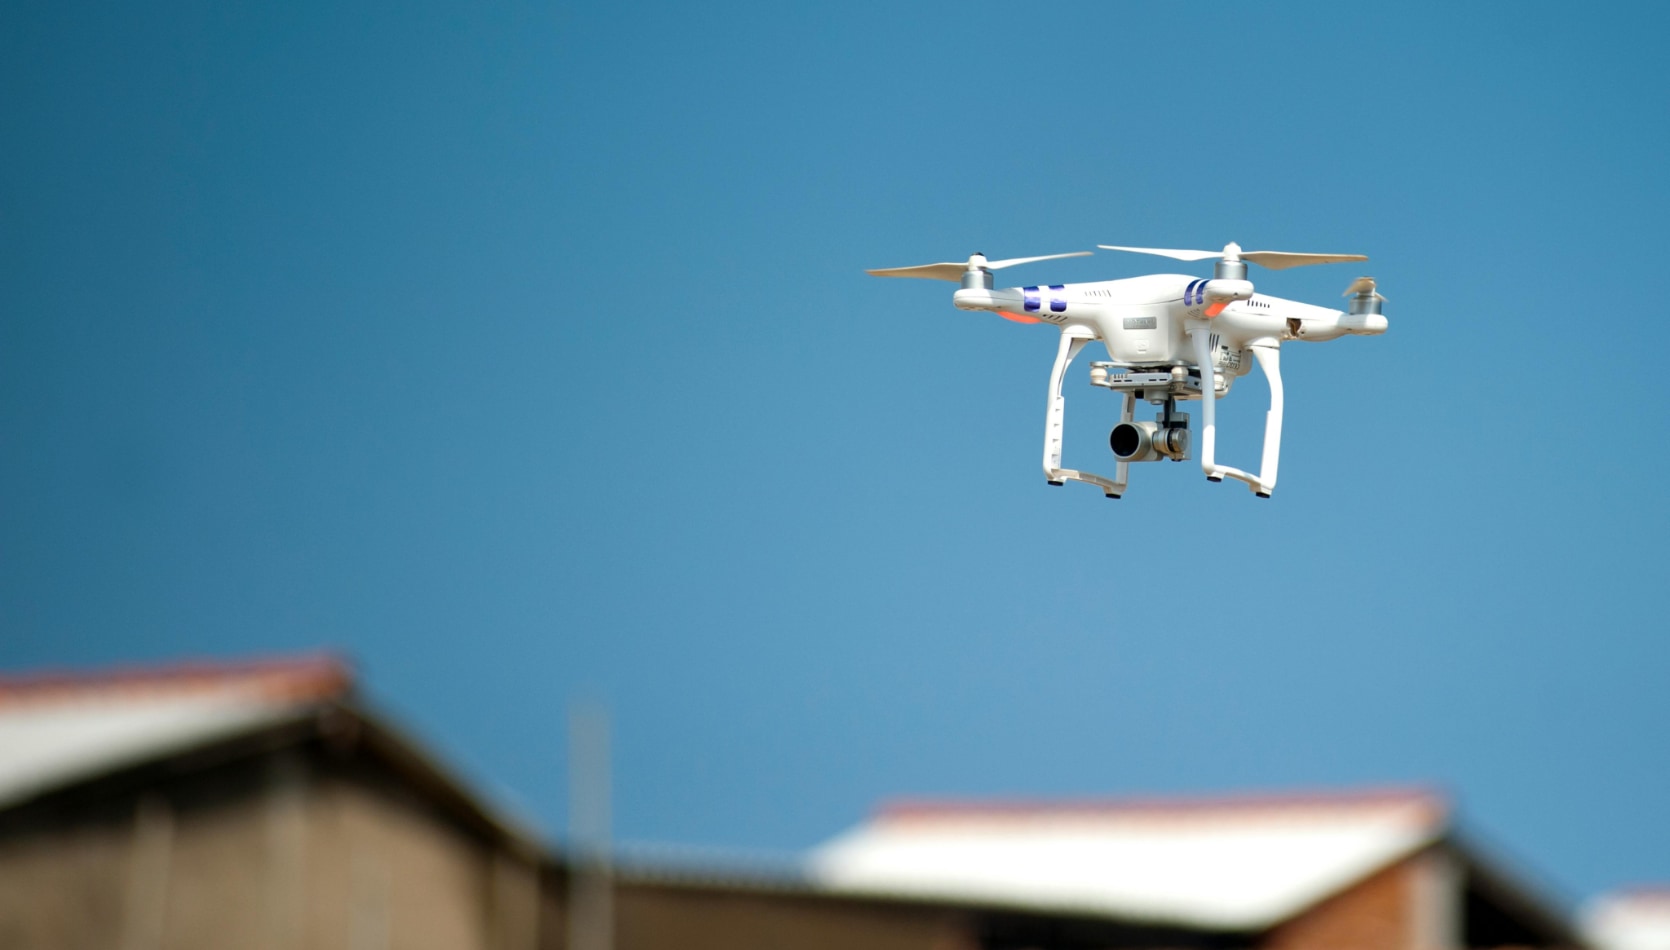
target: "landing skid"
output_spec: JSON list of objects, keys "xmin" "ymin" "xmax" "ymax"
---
[
  {"xmin": 1042, "ymin": 328, "xmax": 1126, "ymax": 498},
  {"xmin": 1042, "ymin": 327, "xmax": 1286, "ymax": 498}
]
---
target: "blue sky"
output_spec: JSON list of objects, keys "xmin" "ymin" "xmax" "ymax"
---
[{"xmin": 4, "ymin": 0, "xmax": 1668, "ymax": 905}]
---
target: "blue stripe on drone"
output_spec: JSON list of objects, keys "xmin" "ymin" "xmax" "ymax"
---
[
  {"xmin": 1024, "ymin": 286, "xmax": 1040, "ymax": 312},
  {"xmin": 1050, "ymin": 285, "xmax": 1067, "ymax": 312},
  {"xmin": 1184, "ymin": 280, "xmax": 1201, "ymax": 305}
]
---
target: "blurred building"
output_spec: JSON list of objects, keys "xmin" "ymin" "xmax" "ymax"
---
[
  {"xmin": 0, "ymin": 655, "xmax": 1586, "ymax": 950},
  {"xmin": 805, "ymin": 792, "xmax": 1579, "ymax": 950},
  {"xmin": 0, "ymin": 655, "xmax": 547, "ymax": 949},
  {"xmin": 1584, "ymin": 887, "xmax": 1670, "ymax": 950}
]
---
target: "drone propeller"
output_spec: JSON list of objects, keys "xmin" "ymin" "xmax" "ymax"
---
[
  {"xmin": 867, "ymin": 250, "xmax": 1091, "ymax": 283},
  {"xmin": 1099, "ymin": 242, "xmax": 1367, "ymax": 272},
  {"xmin": 1342, "ymin": 276, "xmax": 1387, "ymax": 303},
  {"xmin": 1342, "ymin": 276, "xmax": 1387, "ymax": 325}
]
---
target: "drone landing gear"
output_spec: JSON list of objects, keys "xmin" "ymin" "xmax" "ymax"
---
[
  {"xmin": 1043, "ymin": 328, "xmax": 1127, "ymax": 498},
  {"xmin": 1190, "ymin": 328, "xmax": 1283, "ymax": 496}
]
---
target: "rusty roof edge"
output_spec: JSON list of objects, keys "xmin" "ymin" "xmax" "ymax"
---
[
  {"xmin": 874, "ymin": 784, "xmax": 1451, "ymax": 822},
  {"xmin": 0, "ymin": 653, "xmax": 355, "ymax": 706}
]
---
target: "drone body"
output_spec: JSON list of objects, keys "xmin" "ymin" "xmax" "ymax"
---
[{"xmin": 868, "ymin": 243, "xmax": 1388, "ymax": 498}]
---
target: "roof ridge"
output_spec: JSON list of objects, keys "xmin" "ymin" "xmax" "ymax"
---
[
  {"xmin": 0, "ymin": 653, "xmax": 354, "ymax": 707},
  {"xmin": 875, "ymin": 785, "xmax": 1449, "ymax": 821}
]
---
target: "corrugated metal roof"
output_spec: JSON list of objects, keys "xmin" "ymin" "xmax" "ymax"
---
[
  {"xmin": 1585, "ymin": 887, "xmax": 1670, "ymax": 950},
  {"xmin": 806, "ymin": 788, "xmax": 1447, "ymax": 930},
  {"xmin": 0, "ymin": 655, "xmax": 351, "ymax": 809}
]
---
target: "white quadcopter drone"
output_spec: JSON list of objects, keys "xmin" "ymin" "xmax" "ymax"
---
[{"xmin": 868, "ymin": 242, "xmax": 1388, "ymax": 498}]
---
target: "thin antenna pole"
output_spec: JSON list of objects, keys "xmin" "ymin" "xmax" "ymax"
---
[{"xmin": 567, "ymin": 702, "xmax": 612, "ymax": 950}]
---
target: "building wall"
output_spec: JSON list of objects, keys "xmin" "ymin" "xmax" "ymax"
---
[
  {"xmin": 0, "ymin": 741, "xmax": 540, "ymax": 950},
  {"xmin": 312, "ymin": 756, "xmax": 498, "ymax": 950},
  {"xmin": 1260, "ymin": 851, "xmax": 1457, "ymax": 950},
  {"xmin": 611, "ymin": 882, "xmax": 973, "ymax": 950},
  {"xmin": 0, "ymin": 797, "xmax": 134, "ymax": 949}
]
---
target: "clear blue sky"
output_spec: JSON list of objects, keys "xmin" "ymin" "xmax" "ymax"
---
[{"xmin": 4, "ymin": 0, "xmax": 1668, "ymax": 906}]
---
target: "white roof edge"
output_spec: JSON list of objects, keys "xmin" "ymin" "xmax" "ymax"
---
[
  {"xmin": 814, "ymin": 831, "xmax": 1446, "ymax": 932},
  {"xmin": 806, "ymin": 797, "xmax": 1449, "ymax": 930},
  {"xmin": 0, "ymin": 698, "xmax": 321, "ymax": 810}
]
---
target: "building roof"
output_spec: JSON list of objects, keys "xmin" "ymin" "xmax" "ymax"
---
[
  {"xmin": 1585, "ymin": 886, "xmax": 1670, "ymax": 950},
  {"xmin": 0, "ymin": 654, "xmax": 350, "ymax": 810},
  {"xmin": 0, "ymin": 653, "xmax": 535, "ymax": 852},
  {"xmin": 806, "ymin": 788, "xmax": 1449, "ymax": 931}
]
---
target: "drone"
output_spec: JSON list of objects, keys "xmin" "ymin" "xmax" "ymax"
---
[{"xmin": 867, "ymin": 242, "xmax": 1388, "ymax": 498}]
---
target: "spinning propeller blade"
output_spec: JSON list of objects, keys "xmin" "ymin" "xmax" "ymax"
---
[
  {"xmin": 1096, "ymin": 245, "xmax": 1223, "ymax": 263},
  {"xmin": 984, "ymin": 251, "xmax": 1094, "ymax": 270},
  {"xmin": 1243, "ymin": 251, "xmax": 1369, "ymax": 270},
  {"xmin": 1342, "ymin": 276, "xmax": 1387, "ymax": 302},
  {"xmin": 865, "ymin": 262, "xmax": 970, "ymax": 281},
  {"xmin": 1099, "ymin": 242, "xmax": 1366, "ymax": 270},
  {"xmin": 866, "ymin": 250, "xmax": 1091, "ymax": 282}
]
